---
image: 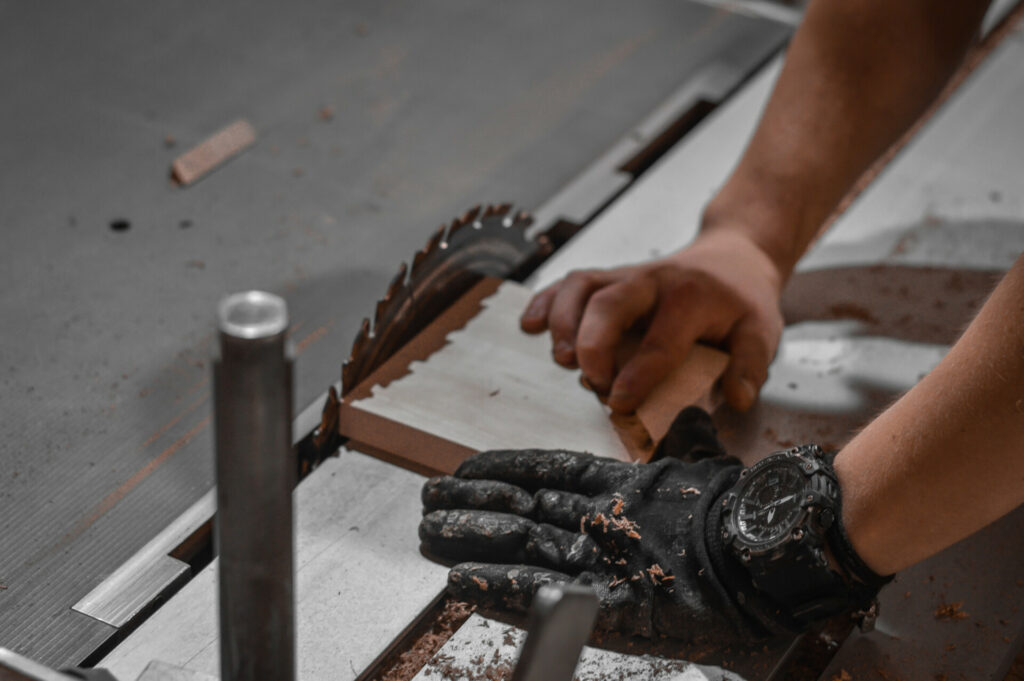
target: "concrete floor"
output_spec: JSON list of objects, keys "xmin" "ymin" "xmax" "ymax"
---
[{"xmin": 0, "ymin": 0, "xmax": 788, "ymax": 667}]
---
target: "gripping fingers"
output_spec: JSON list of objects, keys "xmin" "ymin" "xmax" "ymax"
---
[
  {"xmin": 520, "ymin": 286, "xmax": 558, "ymax": 333},
  {"xmin": 575, "ymin": 277, "xmax": 658, "ymax": 394},
  {"xmin": 422, "ymin": 476, "xmax": 535, "ymax": 515},
  {"xmin": 721, "ymin": 315, "xmax": 777, "ymax": 412},
  {"xmin": 608, "ymin": 299, "xmax": 705, "ymax": 413},
  {"xmin": 546, "ymin": 271, "xmax": 606, "ymax": 368}
]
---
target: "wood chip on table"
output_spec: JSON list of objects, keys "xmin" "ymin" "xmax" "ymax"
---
[{"xmin": 171, "ymin": 119, "xmax": 256, "ymax": 186}]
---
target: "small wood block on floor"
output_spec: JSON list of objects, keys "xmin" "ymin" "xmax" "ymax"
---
[
  {"xmin": 338, "ymin": 278, "xmax": 728, "ymax": 474},
  {"xmin": 171, "ymin": 119, "xmax": 256, "ymax": 186}
]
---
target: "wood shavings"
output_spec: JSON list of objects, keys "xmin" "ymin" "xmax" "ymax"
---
[
  {"xmin": 646, "ymin": 564, "xmax": 674, "ymax": 586},
  {"xmin": 611, "ymin": 495, "xmax": 625, "ymax": 516},
  {"xmin": 679, "ymin": 487, "xmax": 701, "ymax": 497},
  {"xmin": 608, "ymin": 515, "xmax": 641, "ymax": 539},
  {"xmin": 935, "ymin": 601, "xmax": 968, "ymax": 620}
]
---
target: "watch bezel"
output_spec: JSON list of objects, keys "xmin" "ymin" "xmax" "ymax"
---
[
  {"xmin": 722, "ymin": 446, "xmax": 837, "ymax": 558},
  {"xmin": 732, "ymin": 459, "xmax": 809, "ymax": 551}
]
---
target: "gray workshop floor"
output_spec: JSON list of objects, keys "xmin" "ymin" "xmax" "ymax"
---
[{"xmin": 0, "ymin": 0, "xmax": 787, "ymax": 668}]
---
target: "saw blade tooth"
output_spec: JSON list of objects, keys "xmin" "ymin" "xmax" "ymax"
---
[
  {"xmin": 342, "ymin": 319, "xmax": 371, "ymax": 394},
  {"xmin": 449, "ymin": 214, "xmax": 473, "ymax": 241},
  {"xmin": 385, "ymin": 261, "xmax": 409, "ymax": 300},
  {"xmin": 411, "ymin": 248, "xmax": 429, "ymax": 277},
  {"xmin": 459, "ymin": 205, "xmax": 482, "ymax": 226},
  {"xmin": 346, "ymin": 318, "xmax": 371, "ymax": 362},
  {"xmin": 373, "ymin": 297, "xmax": 390, "ymax": 333},
  {"xmin": 424, "ymin": 225, "xmax": 445, "ymax": 252}
]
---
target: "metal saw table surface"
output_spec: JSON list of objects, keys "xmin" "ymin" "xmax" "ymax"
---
[{"xmin": 0, "ymin": 0, "xmax": 789, "ymax": 666}]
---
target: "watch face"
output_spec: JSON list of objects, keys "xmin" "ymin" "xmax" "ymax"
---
[{"xmin": 736, "ymin": 463, "xmax": 806, "ymax": 545}]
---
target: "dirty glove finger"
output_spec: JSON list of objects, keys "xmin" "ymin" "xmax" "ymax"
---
[
  {"xmin": 652, "ymin": 406, "xmax": 728, "ymax": 462},
  {"xmin": 422, "ymin": 476, "xmax": 534, "ymax": 515},
  {"xmin": 420, "ymin": 510, "xmax": 601, "ymax": 573},
  {"xmin": 455, "ymin": 449, "xmax": 632, "ymax": 494},
  {"xmin": 526, "ymin": 522, "xmax": 602, "ymax": 572},
  {"xmin": 420, "ymin": 510, "xmax": 533, "ymax": 563},
  {"xmin": 448, "ymin": 562, "xmax": 575, "ymax": 613},
  {"xmin": 533, "ymin": 488, "xmax": 594, "ymax": 531}
]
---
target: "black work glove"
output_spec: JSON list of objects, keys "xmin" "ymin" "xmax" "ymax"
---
[{"xmin": 419, "ymin": 407, "xmax": 884, "ymax": 645}]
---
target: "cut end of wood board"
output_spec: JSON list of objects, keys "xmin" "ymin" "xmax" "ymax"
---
[
  {"xmin": 338, "ymin": 278, "xmax": 728, "ymax": 474},
  {"xmin": 171, "ymin": 119, "xmax": 256, "ymax": 186}
]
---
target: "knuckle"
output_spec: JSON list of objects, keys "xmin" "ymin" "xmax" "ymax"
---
[
  {"xmin": 574, "ymin": 336, "xmax": 609, "ymax": 362},
  {"xmin": 588, "ymin": 284, "xmax": 632, "ymax": 310},
  {"xmin": 565, "ymin": 268, "xmax": 597, "ymax": 285}
]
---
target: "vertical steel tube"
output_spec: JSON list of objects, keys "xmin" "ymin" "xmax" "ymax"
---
[{"xmin": 213, "ymin": 291, "xmax": 295, "ymax": 681}]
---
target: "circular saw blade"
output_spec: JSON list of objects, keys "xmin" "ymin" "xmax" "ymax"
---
[{"xmin": 340, "ymin": 203, "xmax": 551, "ymax": 397}]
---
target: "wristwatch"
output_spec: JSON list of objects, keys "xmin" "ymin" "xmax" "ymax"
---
[{"xmin": 718, "ymin": 445, "xmax": 886, "ymax": 629}]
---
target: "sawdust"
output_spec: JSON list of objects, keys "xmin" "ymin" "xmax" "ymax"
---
[
  {"xmin": 423, "ymin": 650, "xmax": 513, "ymax": 680},
  {"xmin": 934, "ymin": 601, "xmax": 969, "ymax": 621},
  {"xmin": 370, "ymin": 599, "xmax": 474, "ymax": 681}
]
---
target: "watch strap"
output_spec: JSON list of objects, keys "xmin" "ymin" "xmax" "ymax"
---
[{"xmin": 709, "ymin": 446, "xmax": 894, "ymax": 632}]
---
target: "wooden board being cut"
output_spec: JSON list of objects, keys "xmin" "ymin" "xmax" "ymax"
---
[{"xmin": 338, "ymin": 278, "xmax": 728, "ymax": 474}]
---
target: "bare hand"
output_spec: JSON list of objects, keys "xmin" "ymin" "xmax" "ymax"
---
[{"xmin": 520, "ymin": 230, "xmax": 784, "ymax": 413}]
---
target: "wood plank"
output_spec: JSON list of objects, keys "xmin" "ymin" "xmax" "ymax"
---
[
  {"xmin": 100, "ymin": 451, "xmax": 449, "ymax": 681},
  {"xmin": 338, "ymin": 279, "xmax": 727, "ymax": 473}
]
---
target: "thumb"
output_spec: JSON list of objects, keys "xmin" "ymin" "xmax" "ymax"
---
[{"xmin": 721, "ymin": 316, "xmax": 776, "ymax": 412}]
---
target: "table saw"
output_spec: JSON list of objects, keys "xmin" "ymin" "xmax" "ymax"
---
[{"xmin": 3, "ymin": 1, "xmax": 1024, "ymax": 680}]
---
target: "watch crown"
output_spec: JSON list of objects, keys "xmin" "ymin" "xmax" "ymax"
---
[{"xmin": 818, "ymin": 507, "xmax": 835, "ymax": 529}]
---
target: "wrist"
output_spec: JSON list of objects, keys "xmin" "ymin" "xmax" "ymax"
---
[
  {"xmin": 681, "ymin": 227, "xmax": 786, "ymax": 301},
  {"xmin": 700, "ymin": 179, "xmax": 817, "ymax": 283}
]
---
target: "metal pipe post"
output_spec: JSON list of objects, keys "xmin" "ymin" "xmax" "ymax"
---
[{"xmin": 213, "ymin": 291, "xmax": 295, "ymax": 681}]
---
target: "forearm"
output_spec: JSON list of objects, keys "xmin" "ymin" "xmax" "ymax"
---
[
  {"xmin": 702, "ymin": 0, "xmax": 989, "ymax": 280},
  {"xmin": 835, "ymin": 256, "xmax": 1024, "ymax": 576}
]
